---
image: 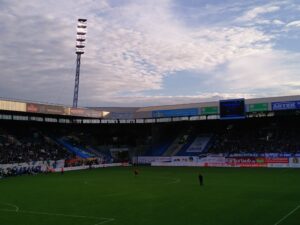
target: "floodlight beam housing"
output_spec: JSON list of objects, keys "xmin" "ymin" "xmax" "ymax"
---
[{"xmin": 75, "ymin": 18, "xmax": 87, "ymax": 55}]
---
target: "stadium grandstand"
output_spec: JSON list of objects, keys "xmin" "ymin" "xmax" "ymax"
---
[
  {"xmin": 1, "ymin": 95, "xmax": 300, "ymax": 169},
  {"xmin": 1, "ymin": 95, "xmax": 300, "ymax": 225}
]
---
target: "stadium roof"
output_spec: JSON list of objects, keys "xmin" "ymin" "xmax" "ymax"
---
[{"xmin": 1, "ymin": 95, "xmax": 300, "ymax": 120}]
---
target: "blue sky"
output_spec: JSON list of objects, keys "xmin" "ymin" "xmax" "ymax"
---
[{"xmin": 0, "ymin": 0, "xmax": 299, "ymax": 107}]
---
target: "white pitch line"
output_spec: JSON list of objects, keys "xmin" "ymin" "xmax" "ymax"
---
[
  {"xmin": 94, "ymin": 218, "xmax": 115, "ymax": 225},
  {"xmin": 166, "ymin": 178, "xmax": 181, "ymax": 184},
  {"xmin": 0, "ymin": 202, "xmax": 19, "ymax": 212},
  {"xmin": 273, "ymin": 205, "xmax": 300, "ymax": 225},
  {"xmin": 19, "ymin": 210, "xmax": 111, "ymax": 220},
  {"xmin": 0, "ymin": 204, "xmax": 115, "ymax": 225}
]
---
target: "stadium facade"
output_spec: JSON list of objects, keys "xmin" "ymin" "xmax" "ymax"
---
[{"xmin": 0, "ymin": 95, "xmax": 299, "ymax": 123}]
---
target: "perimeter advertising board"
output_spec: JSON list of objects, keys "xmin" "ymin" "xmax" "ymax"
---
[
  {"xmin": 288, "ymin": 157, "xmax": 300, "ymax": 168},
  {"xmin": 226, "ymin": 157, "xmax": 267, "ymax": 167},
  {"xmin": 147, "ymin": 156, "xmax": 295, "ymax": 168},
  {"xmin": 135, "ymin": 157, "xmax": 172, "ymax": 164}
]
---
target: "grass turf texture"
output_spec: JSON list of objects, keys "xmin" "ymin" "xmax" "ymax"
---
[{"xmin": 0, "ymin": 167, "xmax": 300, "ymax": 225}]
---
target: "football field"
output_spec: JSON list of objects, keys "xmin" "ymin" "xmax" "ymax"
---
[{"xmin": 0, "ymin": 166, "xmax": 300, "ymax": 225}]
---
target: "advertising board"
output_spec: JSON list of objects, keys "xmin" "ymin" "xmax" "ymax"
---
[
  {"xmin": 136, "ymin": 157, "xmax": 172, "ymax": 164},
  {"xmin": 149, "ymin": 156, "xmax": 296, "ymax": 168},
  {"xmin": 248, "ymin": 103, "xmax": 268, "ymax": 112},
  {"xmin": 226, "ymin": 157, "xmax": 266, "ymax": 167},
  {"xmin": 70, "ymin": 108, "xmax": 103, "ymax": 118},
  {"xmin": 43, "ymin": 105, "xmax": 66, "ymax": 115},
  {"xmin": 201, "ymin": 106, "xmax": 218, "ymax": 115},
  {"xmin": 152, "ymin": 108, "xmax": 199, "ymax": 118},
  {"xmin": 26, "ymin": 103, "xmax": 39, "ymax": 113},
  {"xmin": 107, "ymin": 112, "xmax": 134, "ymax": 119},
  {"xmin": 272, "ymin": 101, "xmax": 300, "ymax": 111},
  {"xmin": 0, "ymin": 100, "xmax": 26, "ymax": 112},
  {"xmin": 26, "ymin": 103, "xmax": 66, "ymax": 115},
  {"xmin": 289, "ymin": 157, "xmax": 300, "ymax": 168}
]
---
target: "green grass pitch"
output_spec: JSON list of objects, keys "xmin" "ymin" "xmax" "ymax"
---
[{"xmin": 0, "ymin": 167, "xmax": 300, "ymax": 225}]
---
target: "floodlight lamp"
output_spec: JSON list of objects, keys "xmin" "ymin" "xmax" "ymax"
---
[
  {"xmin": 76, "ymin": 48, "xmax": 85, "ymax": 54},
  {"xmin": 76, "ymin": 35, "xmax": 86, "ymax": 41},
  {"xmin": 77, "ymin": 27, "xmax": 87, "ymax": 34},
  {"xmin": 75, "ymin": 18, "xmax": 87, "ymax": 55},
  {"xmin": 76, "ymin": 41, "xmax": 86, "ymax": 47}
]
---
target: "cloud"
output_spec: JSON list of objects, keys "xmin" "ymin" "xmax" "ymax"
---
[
  {"xmin": 273, "ymin": 19, "xmax": 285, "ymax": 25},
  {"xmin": 214, "ymin": 50, "xmax": 300, "ymax": 97},
  {"xmin": 286, "ymin": 20, "xmax": 300, "ymax": 27},
  {"xmin": 237, "ymin": 5, "xmax": 280, "ymax": 22},
  {"xmin": 0, "ymin": 0, "xmax": 299, "ymax": 107}
]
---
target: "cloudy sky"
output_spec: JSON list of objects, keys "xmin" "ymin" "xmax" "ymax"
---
[{"xmin": 0, "ymin": 0, "xmax": 300, "ymax": 107}]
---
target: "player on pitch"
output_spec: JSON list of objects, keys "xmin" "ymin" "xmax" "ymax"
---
[{"xmin": 198, "ymin": 173, "xmax": 204, "ymax": 186}]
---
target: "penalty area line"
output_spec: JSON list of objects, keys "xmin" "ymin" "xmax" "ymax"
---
[{"xmin": 273, "ymin": 205, "xmax": 300, "ymax": 225}]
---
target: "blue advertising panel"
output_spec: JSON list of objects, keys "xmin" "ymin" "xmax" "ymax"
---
[
  {"xmin": 272, "ymin": 101, "xmax": 300, "ymax": 111},
  {"xmin": 152, "ymin": 108, "xmax": 199, "ymax": 118},
  {"xmin": 220, "ymin": 99, "xmax": 245, "ymax": 120}
]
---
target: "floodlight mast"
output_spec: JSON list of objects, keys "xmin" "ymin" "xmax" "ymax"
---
[{"xmin": 73, "ymin": 18, "xmax": 87, "ymax": 108}]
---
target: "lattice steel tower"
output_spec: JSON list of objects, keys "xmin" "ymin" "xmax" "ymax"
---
[{"xmin": 73, "ymin": 18, "xmax": 87, "ymax": 108}]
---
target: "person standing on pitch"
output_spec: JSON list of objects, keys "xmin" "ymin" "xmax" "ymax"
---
[
  {"xmin": 198, "ymin": 174, "xmax": 204, "ymax": 186},
  {"xmin": 134, "ymin": 168, "xmax": 139, "ymax": 176}
]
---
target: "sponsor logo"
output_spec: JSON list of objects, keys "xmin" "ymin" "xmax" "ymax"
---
[{"xmin": 26, "ymin": 104, "xmax": 39, "ymax": 113}]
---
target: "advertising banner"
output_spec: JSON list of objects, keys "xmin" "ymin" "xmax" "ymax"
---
[
  {"xmin": 106, "ymin": 112, "xmax": 134, "ymax": 119},
  {"xmin": 84, "ymin": 109, "xmax": 103, "ymax": 118},
  {"xmin": 226, "ymin": 157, "xmax": 267, "ymax": 167},
  {"xmin": 70, "ymin": 108, "xmax": 86, "ymax": 116},
  {"xmin": 272, "ymin": 101, "xmax": 300, "ymax": 111},
  {"xmin": 248, "ymin": 103, "xmax": 268, "ymax": 112},
  {"xmin": 146, "ymin": 156, "xmax": 300, "ymax": 168},
  {"xmin": 264, "ymin": 158, "xmax": 289, "ymax": 163},
  {"xmin": 26, "ymin": 103, "xmax": 39, "ymax": 113},
  {"xmin": 43, "ymin": 105, "xmax": 66, "ymax": 115},
  {"xmin": 0, "ymin": 160, "xmax": 62, "ymax": 172},
  {"xmin": 53, "ymin": 163, "xmax": 124, "ymax": 172},
  {"xmin": 0, "ymin": 100, "xmax": 26, "ymax": 112},
  {"xmin": 136, "ymin": 157, "xmax": 172, "ymax": 164},
  {"xmin": 26, "ymin": 103, "xmax": 66, "ymax": 115},
  {"xmin": 289, "ymin": 157, "xmax": 300, "ymax": 168},
  {"xmin": 26, "ymin": 104, "xmax": 103, "ymax": 118},
  {"xmin": 204, "ymin": 162, "xmax": 228, "ymax": 167},
  {"xmin": 201, "ymin": 106, "xmax": 218, "ymax": 115},
  {"xmin": 152, "ymin": 108, "xmax": 199, "ymax": 118},
  {"xmin": 70, "ymin": 108, "xmax": 103, "ymax": 118}
]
